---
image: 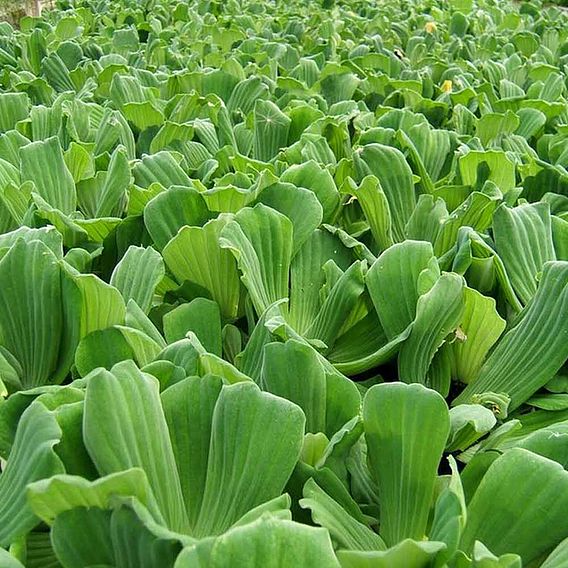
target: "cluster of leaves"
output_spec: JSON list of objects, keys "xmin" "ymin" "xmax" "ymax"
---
[{"xmin": 0, "ymin": 0, "xmax": 567, "ymax": 566}]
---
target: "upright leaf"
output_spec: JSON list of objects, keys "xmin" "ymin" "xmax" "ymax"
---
[
  {"xmin": 110, "ymin": 245, "xmax": 165, "ymax": 314},
  {"xmin": 83, "ymin": 363, "xmax": 189, "ymax": 533},
  {"xmin": 194, "ymin": 382, "xmax": 305, "ymax": 536},
  {"xmin": 454, "ymin": 261, "xmax": 568, "ymax": 410},
  {"xmin": 461, "ymin": 449, "xmax": 568, "ymax": 564},
  {"xmin": 20, "ymin": 136, "xmax": 76, "ymax": 214},
  {"xmin": 363, "ymin": 383, "xmax": 450, "ymax": 545},
  {"xmin": 220, "ymin": 204, "xmax": 293, "ymax": 316},
  {"xmin": 493, "ymin": 203, "xmax": 556, "ymax": 305}
]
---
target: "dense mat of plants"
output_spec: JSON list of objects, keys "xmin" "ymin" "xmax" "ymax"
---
[{"xmin": 0, "ymin": 0, "xmax": 567, "ymax": 565}]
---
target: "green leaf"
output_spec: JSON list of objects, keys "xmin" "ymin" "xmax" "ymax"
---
[
  {"xmin": 27, "ymin": 468, "xmax": 152, "ymax": 525},
  {"xmin": 0, "ymin": 93, "xmax": 29, "ymax": 133},
  {"xmin": 75, "ymin": 327, "xmax": 134, "ymax": 376},
  {"xmin": 352, "ymin": 175, "xmax": 393, "ymax": 252},
  {"xmin": 305, "ymin": 260, "xmax": 366, "ymax": 349},
  {"xmin": 144, "ymin": 186, "xmax": 210, "ymax": 250},
  {"xmin": 262, "ymin": 340, "xmax": 326, "ymax": 434},
  {"xmin": 72, "ymin": 272, "xmax": 126, "ymax": 338},
  {"xmin": 493, "ymin": 203, "xmax": 556, "ymax": 305},
  {"xmin": 256, "ymin": 182, "xmax": 323, "ymax": 254},
  {"xmin": 447, "ymin": 404, "xmax": 497, "ymax": 452},
  {"xmin": 220, "ymin": 204, "xmax": 293, "ymax": 316},
  {"xmin": 0, "ymin": 402, "xmax": 64, "ymax": 547},
  {"xmin": 162, "ymin": 375, "xmax": 223, "ymax": 530},
  {"xmin": 163, "ymin": 298, "xmax": 222, "ymax": 355},
  {"xmin": 288, "ymin": 229, "xmax": 352, "ymax": 335},
  {"xmin": 51, "ymin": 507, "xmax": 115, "ymax": 568},
  {"xmin": 0, "ymin": 549, "xmax": 24, "ymax": 568},
  {"xmin": 300, "ymin": 478, "xmax": 386, "ymax": 551},
  {"xmin": 337, "ymin": 539, "xmax": 447, "ymax": 568},
  {"xmin": 253, "ymin": 100, "xmax": 291, "ymax": 162},
  {"xmin": 83, "ymin": 363, "xmax": 189, "ymax": 533},
  {"xmin": 0, "ymin": 239, "xmax": 63, "ymax": 388},
  {"xmin": 430, "ymin": 456, "xmax": 467, "ymax": 556},
  {"xmin": 176, "ymin": 515, "xmax": 339, "ymax": 568},
  {"xmin": 51, "ymin": 501, "xmax": 188, "ymax": 568},
  {"xmin": 133, "ymin": 151, "xmax": 192, "ymax": 189},
  {"xmin": 363, "ymin": 383, "xmax": 450, "ymax": 545},
  {"xmin": 354, "ymin": 144, "xmax": 416, "ymax": 242},
  {"xmin": 110, "ymin": 245, "xmax": 165, "ymax": 313},
  {"xmin": 193, "ymin": 382, "xmax": 305, "ymax": 537},
  {"xmin": 461, "ymin": 449, "xmax": 568, "ymax": 564},
  {"xmin": 366, "ymin": 240, "xmax": 439, "ymax": 341},
  {"xmin": 162, "ymin": 216, "xmax": 241, "ymax": 320},
  {"xmin": 64, "ymin": 142, "xmax": 95, "ymax": 184},
  {"xmin": 405, "ymin": 194, "xmax": 448, "ymax": 244},
  {"xmin": 458, "ymin": 150, "xmax": 516, "ymax": 195},
  {"xmin": 454, "ymin": 261, "xmax": 568, "ymax": 410},
  {"xmin": 398, "ymin": 272, "xmax": 464, "ymax": 386},
  {"xmin": 449, "ymin": 287, "xmax": 506, "ymax": 385},
  {"xmin": 20, "ymin": 136, "xmax": 76, "ymax": 214},
  {"xmin": 542, "ymin": 537, "xmax": 568, "ymax": 568},
  {"xmin": 94, "ymin": 145, "xmax": 130, "ymax": 218},
  {"xmin": 434, "ymin": 191, "xmax": 500, "ymax": 257},
  {"xmin": 280, "ymin": 160, "xmax": 340, "ymax": 223}
]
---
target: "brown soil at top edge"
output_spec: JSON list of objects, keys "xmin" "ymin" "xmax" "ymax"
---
[{"xmin": 0, "ymin": 0, "xmax": 49, "ymax": 27}]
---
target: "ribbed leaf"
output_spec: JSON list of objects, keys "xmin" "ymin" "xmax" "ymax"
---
[
  {"xmin": 27, "ymin": 469, "xmax": 153, "ymax": 525},
  {"xmin": 354, "ymin": 144, "xmax": 416, "ymax": 242},
  {"xmin": 227, "ymin": 76, "xmax": 269, "ymax": 116},
  {"xmin": 52, "ymin": 507, "xmax": 115, "ymax": 568},
  {"xmin": 73, "ymin": 272, "xmax": 126, "ymax": 338},
  {"xmin": 0, "ymin": 93, "xmax": 29, "ymax": 132},
  {"xmin": 133, "ymin": 151, "xmax": 192, "ymax": 188},
  {"xmin": 176, "ymin": 516, "xmax": 339, "ymax": 568},
  {"xmin": 300, "ymin": 478, "xmax": 386, "ymax": 551},
  {"xmin": 446, "ymin": 404, "xmax": 497, "ymax": 452},
  {"xmin": 110, "ymin": 245, "xmax": 165, "ymax": 313},
  {"xmin": 161, "ymin": 376, "xmax": 223, "ymax": 530},
  {"xmin": 337, "ymin": 540, "xmax": 447, "ymax": 568},
  {"xmin": 144, "ymin": 186, "xmax": 210, "ymax": 250},
  {"xmin": 461, "ymin": 449, "xmax": 568, "ymax": 564},
  {"xmin": 288, "ymin": 229, "xmax": 352, "ymax": 334},
  {"xmin": 366, "ymin": 240, "xmax": 439, "ymax": 340},
  {"xmin": 83, "ymin": 362, "xmax": 189, "ymax": 533},
  {"xmin": 0, "ymin": 239, "xmax": 63, "ymax": 388},
  {"xmin": 162, "ymin": 216, "xmax": 241, "ymax": 320},
  {"xmin": 434, "ymin": 191, "xmax": 500, "ymax": 257},
  {"xmin": 458, "ymin": 150, "xmax": 515, "ymax": 195},
  {"xmin": 454, "ymin": 261, "xmax": 568, "ymax": 410},
  {"xmin": 542, "ymin": 537, "xmax": 568, "ymax": 568},
  {"xmin": 398, "ymin": 272, "xmax": 464, "ymax": 386},
  {"xmin": 262, "ymin": 340, "xmax": 326, "ymax": 434},
  {"xmin": 280, "ymin": 160, "xmax": 340, "ymax": 222},
  {"xmin": 429, "ymin": 456, "xmax": 466, "ymax": 557},
  {"xmin": 163, "ymin": 298, "xmax": 222, "ymax": 355},
  {"xmin": 256, "ymin": 182, "xmax": 322, "ymax": 254},
  {"xmin": 305, "ymin": 261, "xmax": 366, "ymax": 349},
  {"xmin": 253, "ymin": 100, "xmax": 291, "ymax": 162},
  {"xmin": 220, "ymin": 204, "xmax": 293, "ymax": 316},
  {"xmin": 194, "ymin": 382, "xmax": 305, "ymax": 537},
  {"xmin": 352, "ymin": 175, "xmax": 393, "ymax": 252},
  {"xmin": 0, "ymin": 402, "xmax": 64, "ymax": 547},
  {"xmin": 20, "ymin": 136, "xmax": 76, "ymax": 214},
  {"xmin": 493, "ymin": 202, "xmax": 556, "ymax": 305},
  {"xmin": 94, "ymin": 145, "xmax": 130, "ymax": 218},
  {"xmin": 449, "ymin": 287, "xmax": 506, "ymax": 384},
  {"xmin": 51, "ymin": 502, "xmax": 189, "ymax": 568},
  {"xmin": 363, "ymin": 383, "xmax": 450, "ymax": 546}
]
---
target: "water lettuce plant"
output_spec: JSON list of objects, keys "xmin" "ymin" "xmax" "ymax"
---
[{"xmin": 0, "ymin": 0, "xmax": 567, "ymax": 565}]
